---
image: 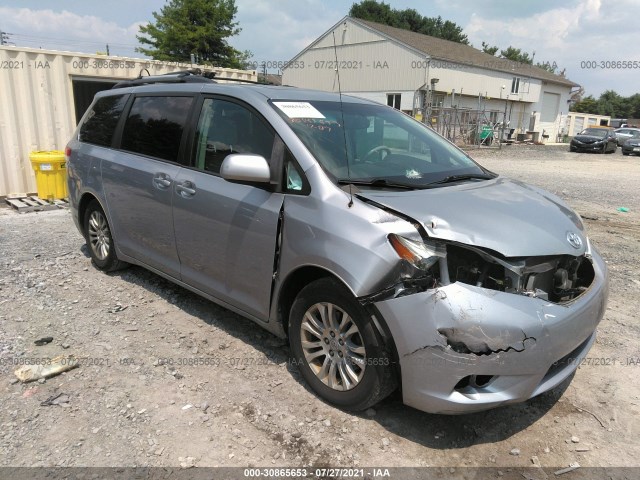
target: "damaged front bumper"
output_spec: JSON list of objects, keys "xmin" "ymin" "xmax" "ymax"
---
[{"xmin": 372, "ymin": 249, "xmax": 609, "ymax": 414}]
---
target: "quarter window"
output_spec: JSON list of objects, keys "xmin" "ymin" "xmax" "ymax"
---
[
  {"xmin": 79, "ymin": 95, "xmax": 128, "ymax": 147},
  {"xmin": 193, "ymin": 98, "xmax": 275, "ymax": 174},
  {"xmin": 120, "ymin": 96, "xmax": 193, "ymax": 162}
]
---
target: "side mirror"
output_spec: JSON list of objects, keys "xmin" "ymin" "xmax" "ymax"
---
[{"xmin": 220, "ymin": 154, "xmax": 271, "ymax": 184}]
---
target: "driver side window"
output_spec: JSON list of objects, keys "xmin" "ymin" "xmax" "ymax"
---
[{"xmin": 194, "ymin": 98, "xmax": 275, "ymax": 174}]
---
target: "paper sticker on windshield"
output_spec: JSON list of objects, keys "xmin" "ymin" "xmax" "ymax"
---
[{"xmin": 273, "ymin": 102, "xmax": 325, "ymax": 119}]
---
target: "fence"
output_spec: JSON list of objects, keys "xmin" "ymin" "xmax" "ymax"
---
[{"xmin": 426, "ymin": 106, "xmax": 507, "ymax": 149}]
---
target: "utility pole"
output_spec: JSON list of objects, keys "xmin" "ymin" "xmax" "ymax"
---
[
  {"xmin": 1, "ymin": 30, "xmax": 12, "ymax": 46},
  {"xmin": 106, "ymin": 44, "xmax": 110, "ymax": 55}
]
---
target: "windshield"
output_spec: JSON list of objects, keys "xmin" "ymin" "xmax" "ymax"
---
[
  {"xmin": 580, "ymin": 128, "xmax": 608, "ymax": 137},
  {"xmin": 271, "ymin": 100, "xmax": 489, "ymax": 188}
]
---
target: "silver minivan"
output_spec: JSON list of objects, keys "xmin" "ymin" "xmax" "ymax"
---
[{"xmin": 67, "ymin": 73, "xmax": 608, "ymax": 414}]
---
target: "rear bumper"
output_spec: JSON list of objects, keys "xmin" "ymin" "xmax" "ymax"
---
[{"xmin": 374, "ymin": 250, "xmax": 609, "ymax": 414}]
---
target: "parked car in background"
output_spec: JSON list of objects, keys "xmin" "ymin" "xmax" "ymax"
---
[
  {"xmin": 570, "ymin": 127, "xmax": 618, "ymax": 153},
  {"xmin": 614, "ymin": 127, "xmax": 640, "ymax": 146},
  {"xmin": 66, "ymin": 72, "xmax": 608, "ymax": 414},
  {"xmin": 621, "ymin": 132, "xmax": 640, "ymax": 156}
]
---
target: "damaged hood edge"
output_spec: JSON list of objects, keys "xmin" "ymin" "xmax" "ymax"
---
[{"xmin": 357, "ymin": 178, "xmax": 587, "ymax": 257}]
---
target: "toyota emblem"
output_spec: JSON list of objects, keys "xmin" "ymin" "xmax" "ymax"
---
[{"xmin": 566, "ymin": 231, "xmax": 583, "ymax": 249}]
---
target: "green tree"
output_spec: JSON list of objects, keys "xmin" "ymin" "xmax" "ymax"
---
[
  {"xmin": 598, "ymin": 90, "xmax": 628, "ymax": 117},
  {"xmin": 481, "ymin": 41, "xmax": 499, "ymax": 56},
  {"xmin": 136, "ymin": 0, "xmax": 248, "ymax": 68},
  {"xmin": 349, "ymin": 0, "xmax": 397, "ymax": 26},
  {"xmin": 349, "ymin": 1, "xmax": 469, "ymax": 44},
  {"xmin": 572, "ymin": 95, "xmax": 599, "ymax": 114},
  {"xmin": 499, "ymin": 46, "xmax": 533, "ymax": 64},
  {"xmin": 628, "ymin": 93, "xmax": 640, "ymax": 118},
  {"xmin": 536, "ymin": 60, "xmax": 559, "ymax": 74}
]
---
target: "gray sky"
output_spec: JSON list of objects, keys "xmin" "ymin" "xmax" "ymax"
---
[{"xmin": 1, "ymin": 0, "xmax": 638, "ymax": 97}]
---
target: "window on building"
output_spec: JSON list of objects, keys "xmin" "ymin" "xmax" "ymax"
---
[
  {"xmin": 193, "ymin": 98, "xmax": 275, "ymax": 174},
  {"xmin": 432, "ymin": 93, "xmax": 445, "ymax": 108},
  {"xmin": 387, "ymin": 94, "xmax": 401, "ymax": 110},
  {"xmin": 511, "ymin": 77, "xmax": 521, "ymax": 94},
  {"xmin": 79, "ymin": 95, "xmax": 128, "ymax": 147},
  {"xmin": 121, "ymin": 96, "xmax": 194, "ymax": 162}
]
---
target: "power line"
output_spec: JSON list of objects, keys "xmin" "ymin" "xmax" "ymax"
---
[
  {"xmin": 1, "ymin": 30, "xmax": 14, "ymax": 45},
  {"xmin": 10, "ymin": 32, "xmax": 138, "ymax": 49}
]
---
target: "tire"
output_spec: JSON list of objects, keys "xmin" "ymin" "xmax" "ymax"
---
[
  {"xmin": 288, "ymin": 278, "xmax": 396, "ymax": 411},
  {"xmin": 83, "ymin": 200, "xmax": 128, "ymax": 272},
  {"xmin": 623, "ymin": 152, "xmax": 630, "ymax": 156}
]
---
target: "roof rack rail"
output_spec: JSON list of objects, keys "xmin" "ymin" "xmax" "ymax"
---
[{"xmin": 111, "ymin": 68, "xmax": 216, "ymax": 89}]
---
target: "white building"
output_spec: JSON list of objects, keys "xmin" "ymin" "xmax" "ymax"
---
[
  {"xmin": 283, "ymin": 17, "xmax": 579, "ymax": 144},
  {"xmin": 0, "ymin": 46, "xmax": 257, "ymax": 197},
  {"xmin": 566, "ymin": 112, "xmax": 611, "ymax": 136}
]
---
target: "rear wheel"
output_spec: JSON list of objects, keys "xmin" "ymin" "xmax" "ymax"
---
[
  {"xmin": 83, "ymin": 200, "xmax": 128, "ymax": 272},
  {"xmin": 288, "ymin": 278, "xmax": 396, "ymax": 410}
]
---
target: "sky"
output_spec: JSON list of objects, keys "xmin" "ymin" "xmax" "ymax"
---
[{"xmin": 0, "ymin": 0, "xmax": 638, "ymax": 97}]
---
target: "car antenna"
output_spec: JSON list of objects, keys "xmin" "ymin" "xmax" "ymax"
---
[{"xmin": 332, "ymin": 29, "xmax": 353, "ymax": 208}]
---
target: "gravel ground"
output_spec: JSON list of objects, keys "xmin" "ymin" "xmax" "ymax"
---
[{"xmin": 1, "ymin": 144, "xmax": 639, "ymax": 471}]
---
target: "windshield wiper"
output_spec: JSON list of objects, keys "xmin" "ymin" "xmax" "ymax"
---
[
  {"xmin": 338, "ymin": 178, "xmax": 417, "ymax": 190},
  {"xmin": 426, "ymin": 173, "xmax": 496, "ymax": 185}
]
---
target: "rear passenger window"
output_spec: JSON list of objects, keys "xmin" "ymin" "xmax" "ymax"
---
[
  {"xmin": 194, "ymin": 98, "xmax": 275, "ymax": 174},
  {"xmin": 79, "ymin": 95, "xmax": 128, "ymax": 147},
  {"xmin": 121, "ymin": 96, "xmax": 193, "ymax": 162}
]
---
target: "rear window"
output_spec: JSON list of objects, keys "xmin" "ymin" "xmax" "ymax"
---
[
  {"xmin": 120, "ymin": 96, "xmax": 194, "ymax": 162},
  {"xmin": 79, "ymin": 95, "xmax": 128, "ymax": 147}
]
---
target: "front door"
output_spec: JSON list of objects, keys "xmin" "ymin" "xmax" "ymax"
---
[{"xmin": 173, "ymin": 97, "xmax": 283, "ymax": 320}]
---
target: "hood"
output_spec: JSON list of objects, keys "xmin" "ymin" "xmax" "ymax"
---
[
  {"xmin": 357, "ymin": 177, "xmax": 587, "ymax": 257},
  {"xmin": 573, "ymin": 135, "xmax": 606, "ymax": 143}
]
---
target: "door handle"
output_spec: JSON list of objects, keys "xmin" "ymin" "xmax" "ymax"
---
[
  {"xmin": 176, "ymin": 181, "xmax": 196, "ymax": 198},
  {"xmin": 153, "ymin": 174, "xmax": 172, "ymax": 189}
]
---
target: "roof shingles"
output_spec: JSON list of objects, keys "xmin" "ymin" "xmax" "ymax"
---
[{"xmin": 353, "ymin": 18, "xmax": 578, "ymax": 88}]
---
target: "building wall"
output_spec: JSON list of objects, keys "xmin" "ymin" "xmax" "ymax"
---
[
  {"xmin": 344, "ymin": 90, "xmax": 416, "ymax": 111},
  {"xmin": 283, "ymin": 18, "xmax": 573, "ymax": 142},
  {"xmin": 0, "ymin": 46, "xmax": 256, "ymax": 197},
  {"xmin": 282, "ymin": 19, "xmax": 546, "ymax": 102},
  {"xmin": 566, "ymin": 112, "xmax": 612, "ymax": 136},
  {"xmin": 528, "ymin": 83, "xmax": 573, "ymax": 142}
]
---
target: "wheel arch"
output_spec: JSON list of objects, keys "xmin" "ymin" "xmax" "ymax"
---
[
  {"xmin": 77, "ymin": 192, "xmax": 103, "ymax": 237},
  {"xmin": 276, "ymin": 265, "xmax": 345, "ymax": 337},
  {"xmin": 275, "ymin": 265, "xmax": 401, "ymax": 386}
]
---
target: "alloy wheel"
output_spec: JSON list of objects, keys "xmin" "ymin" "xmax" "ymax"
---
[
  {"xmin": 300, "ymin": 302, "xmax": 366, "ymax": 391},
  {"xmin": 87, "ymin": 210, "xmax": 111, "ymax": 261}
]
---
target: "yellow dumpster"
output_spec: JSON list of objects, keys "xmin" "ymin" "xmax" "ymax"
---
[{"xmin": 29, "ymin": 151, "xmax": 68, "ymax": 200}]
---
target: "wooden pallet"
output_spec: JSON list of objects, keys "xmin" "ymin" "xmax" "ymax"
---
[{"xmin": 5, "ymin": 195, "xmax": 66, "ymax": 213}]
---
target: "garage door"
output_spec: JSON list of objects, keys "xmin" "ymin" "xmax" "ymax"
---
[
  {"xmin": 541, "ymin": 92, "xmax": 560, "ymax": 123},
  {"xmin": 72, "ymin": 78, "xmax": 119, "ymax": 125}
]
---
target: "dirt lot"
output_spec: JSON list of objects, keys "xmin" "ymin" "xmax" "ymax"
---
[{"xmin": 1, "ymin": 145, "xmax": 639, "ymax": 473}]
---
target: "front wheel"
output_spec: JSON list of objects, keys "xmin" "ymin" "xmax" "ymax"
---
[
  {"xmin": 288, "ymin": 278, "xmax": 396, "ymax": 410},
  {"xmin": 83, "ymin": 200, "xmax": 128, "ymax": 272}
]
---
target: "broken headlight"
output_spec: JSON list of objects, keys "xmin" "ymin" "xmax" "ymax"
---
[{"xmin": 388, "ymin": 234, "xmax": 446, "ymax": 271}]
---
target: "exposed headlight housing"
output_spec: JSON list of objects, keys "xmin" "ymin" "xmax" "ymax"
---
[{"xmin": 388, "ymin": 234, "xmax": 446, "ymax": 270}]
